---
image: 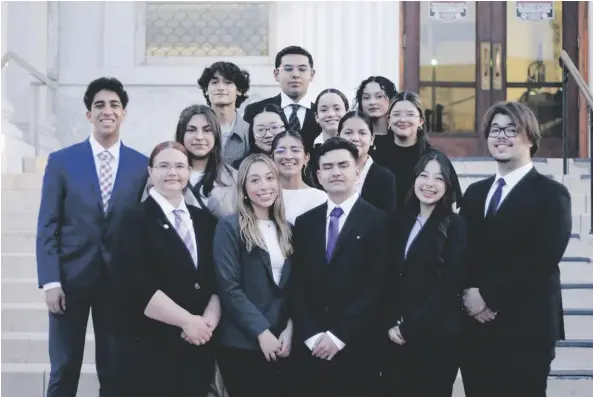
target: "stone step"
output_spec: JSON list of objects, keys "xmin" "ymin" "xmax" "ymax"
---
[
  {"xmin": 1, "ymin": 210, "xmax": 39, "ymax": 230},
  {"xmin": 1, "ymin": 363, "xmax": 99, "ymax": 397},
  {"xmin": 1, "ymin": 173, "xmax": 44, "ymax": 190},
  {"xmin": 564, "ymin": 237, "xmax": 593, "ymax": 258},
  {"xmin": 1, "ymin": 190, "xmax": 42, "ymax": 212},
  {"xmin": 1, "ymin": 364, "xmax": 591, "ymax": 397},
  {"xmin": 2, "ymin": 332, "xmax": 95, "ymax": 364}
]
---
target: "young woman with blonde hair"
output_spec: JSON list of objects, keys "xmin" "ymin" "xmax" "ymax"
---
[{"xmin": 213, "ymin": 154, "xmax": 295, "ymax": 397}]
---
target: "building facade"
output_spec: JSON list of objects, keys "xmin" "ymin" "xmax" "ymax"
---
[{"xmin": 1, "ymin": 1, "xmax": 591, "ymax": 171}]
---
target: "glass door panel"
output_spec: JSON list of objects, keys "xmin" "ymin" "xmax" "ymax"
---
[
  {"xmin": 504, "ymin": 1, "xmax": 563, "ymax": 139},
  {"xmin": 418, "ymin": 1, "xmax": 478, "ymax": 134}
]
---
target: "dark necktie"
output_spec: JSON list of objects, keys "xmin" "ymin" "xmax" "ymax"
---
[
  {"xmin": 325, "ymin": 207, "xmax": 343, "ymax": 262},
  {"xmin": 487, "ymin": 178, "xmax": 506, "ymax": 217},
  {"xmin": 288, "ymin": 104, "xmax": 301, "ymax": 132}
]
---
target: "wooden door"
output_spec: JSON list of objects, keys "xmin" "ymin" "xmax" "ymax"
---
[{"xmin": 401, "ymin": 1, "xmax": 579, "ymax": 157}]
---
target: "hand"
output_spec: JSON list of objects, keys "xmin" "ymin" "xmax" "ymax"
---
[
  {"xmin": 277, "ymin": 325, "xmax": 293, "ymax": 358},
  {"xmin": 473, "ymin": 308, "xmax": 497, "ymax": 323},
  {"xmin": 388, "ymin": 326, "xmax": 406, "ymax": 345},
  {"xmin": 463, "ymin": 288, "xmax": 487, "ymax": 316},
  {"xmin": 45, "ymin": 287, "xmax": 66, "ymax": 314},
  {"xmin": 312, "ymin": 333, "xmax": 339, "ymax": 360},
  {"xmin": 258, "ymin": 329, "xmax": 282, "ymax": 362},
  {"xmin": 180, "ymin": 315, "xmax": 212, "ymax": 345}
]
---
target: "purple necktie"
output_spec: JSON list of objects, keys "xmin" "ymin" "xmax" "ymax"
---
[
  {"xmin": 487, "ymin": 178, "xmax": 506, "ymax": 217},
  {"xmin": 326, "ymin": 207, "xmax": 344, "ymax": 262}
]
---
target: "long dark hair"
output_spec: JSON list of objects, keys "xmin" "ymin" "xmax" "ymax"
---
[
  {"xmin": 354, "ymin": 76, "xmax": 398, "ymax": 111},
  {"xmin": 405, "ymin": 151, "xmax": 456, "ymax": 214},
  {"xmin": 174, "ymin": 104, "xmax": 232, "ymax": 196},
  {"xmin": 313, "ymin": 88, "xmax": 350, "ymax": 114}
]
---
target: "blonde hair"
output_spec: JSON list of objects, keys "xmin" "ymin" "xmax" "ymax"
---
[{"xmin": 236, "ymin": 154, "xmax": 293, "ymax": 257}]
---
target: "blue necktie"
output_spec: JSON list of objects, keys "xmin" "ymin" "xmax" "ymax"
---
[
  {"xmin": 326, "ymin": 207, "xmax": 344, "ymax": 262},
  {"xmin": 487, "ymin": 178, "xmax": 506, "ymax": 217}
]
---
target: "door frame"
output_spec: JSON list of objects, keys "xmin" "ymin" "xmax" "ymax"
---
[{"xmin": 400, "ymin": 1, "xmax": 581, "ymax": 158}]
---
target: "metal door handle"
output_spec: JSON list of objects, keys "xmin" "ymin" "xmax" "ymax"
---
[
  {"xmin": 493, "ymin": 43, "xmax": 502, "ymax": 90},
  {"xmin": 480, "ymin": 42, "xmax": 491, "ymax": 91}
]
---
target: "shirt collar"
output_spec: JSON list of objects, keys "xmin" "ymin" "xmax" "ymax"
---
[
  {"xmin": 313, "ymin": 133, "xmax": 325, "ymax": 146},
  {"xmin": 149, "ymin": 187, "xmax": 189, "ymax": 216},
  {"xmin": 89, "ymin": 134, "xmax": 121, "ymax": 160},
  {"xmin": 280, "ymin": 91, "xmax": 311, "ymax": 110},
  {"xmin": 326, "ymin": 192, "xmax": 359, "ymax": 220},
  {"xmin": 493, "ymin": 162, "xmax": 533, "ymax": 190}
]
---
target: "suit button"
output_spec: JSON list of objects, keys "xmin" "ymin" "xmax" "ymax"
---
[{"xmin": 194, "ymin": 283, "xmax": 200, "ymax": 290}]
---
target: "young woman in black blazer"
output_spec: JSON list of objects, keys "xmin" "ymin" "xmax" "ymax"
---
[
  {"xmin": 214, "ymin": 154, "xmax": 294, "ymax": 397},
  {"xmin": 109, "ymin": 141, "xmax": 220, "ymax": 397},
  {"xmin": 382, "ymin": 150, "xmax": 467, "ymax": 397},
  {"xmin": 338, "ymin": 110, "xmax": 397, "ymax": 214}
]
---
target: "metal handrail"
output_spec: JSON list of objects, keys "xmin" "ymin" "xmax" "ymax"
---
[
  {"xmin": 1, "ymin": 51, "xmax": 57, "ymax": 89},
  {"xmin": 558, "ymin": 50, "xmax": 593, "ymax": 234}
]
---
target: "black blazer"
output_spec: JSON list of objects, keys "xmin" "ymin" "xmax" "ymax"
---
[
  {"xmin": 360, "ymin": 162, "xmax": 397, "ymax": 214},
  {"xmin": 291, "ymin": 198, "xmax": 389, "ymax": 347},
  {"xmin": 385, "ymin": 210, "xmax": 467, "ymax": 343},
  {"xmin": 213, "ymin": 213, "xmax": 292, "ymax": 350},
  {"xmin": 109, "ymin": 197, "xmax": 217, "ymax": 345},
  {"xmin": 460, "ymin": 168, "xmax": 571, "ymax": 342},
  {"xmin": 243, "ymin": 94, "xmax": 321, "ymax": 153}
]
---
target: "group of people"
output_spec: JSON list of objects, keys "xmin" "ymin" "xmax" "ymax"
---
[{"xmin": 36, "ymin": 45, "xmax": 573, "ymax": 397}]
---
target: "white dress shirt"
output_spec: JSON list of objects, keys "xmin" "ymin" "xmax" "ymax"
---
[
  {"xmin": 305, "ymin": 192, "xmax": 360, "ymax": 352},
  {"xmin": 189, "ymin": 170, "xmax": 209, "ymax": 208},
  {"xmin": 280, "ymin": 91, "xmax": 310, "ymax": 127},
  {"xmin": 150, "ymin": 188, "xmax": 198, "ymax": 266},
  {"xmin": 282, "ymin": 187, "xmax": 328, "ymax": 224},
  {"xmin": 484, "ymin": 162, "xmax": 533, "ymax": 217},
  {"xmin": 355, "ymin": 156, "xmax": 373, "ymax": 195},
  {"xmin": 43, "ymin": 135, "xmax": 122, "ymax": 291}
]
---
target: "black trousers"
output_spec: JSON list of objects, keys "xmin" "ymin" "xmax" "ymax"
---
[
  {"xmin": 382, "ymin": 338, "xmax": 461, "ymax": 397},
  {"xmin": 47, "ymin": 285, "xmax": 116, "ymax": 397},
  {"xmin": 461, "ymin": 338, "xmax": 555, "ymax": 397},
  {"xmin": 217, "ymin": 346, "xmax": 294, "ymax": 397},
  {"xmin": 292, "ymin": 344, "xmax": 380, "ymax": 397},
  {"xmin": 113, "ymin": 335, "xmax": 215, "ymax": 397}
]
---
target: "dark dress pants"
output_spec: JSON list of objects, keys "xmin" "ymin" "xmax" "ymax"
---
[
  {"xmin": 461, "ymin": 338, "xmax": 555, "ymax": 397},
  {"xmin": 114, "ymin": 334, "xmax": 215, "ymax": 397},
  {"xmin": 47, "ymin": 284, "xmax": 116, "ymax": 397}
]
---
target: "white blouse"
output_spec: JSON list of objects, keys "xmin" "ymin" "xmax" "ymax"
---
[
  {"xmin": 282, "ymin": 187, "xmax": 328, "ymax": 224},
  {"xmin": 257, "ymin": 220, "xmax": 286, "ymax": 284}
]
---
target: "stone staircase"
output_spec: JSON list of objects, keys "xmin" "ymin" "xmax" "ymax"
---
[{"xmin": 2, "ymin": 157, "xmax": 592, "ymax": 397}]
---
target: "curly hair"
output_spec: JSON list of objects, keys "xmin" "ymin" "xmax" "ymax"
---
[
  {"xmin": 83, "ymin": 77, "xmax": 129, "ymax": 110},
  {"xmin": 197, "ymin": 62, "xmax": 250, "ymax": 108}
]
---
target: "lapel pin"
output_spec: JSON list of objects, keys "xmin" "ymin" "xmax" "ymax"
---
[
  {"xmin": 163, "ymin": 224, "xmax": 169, "ymax": 230},
  {"xmin": 356, "ymin": 236, "xmax": 360, "ymax": 239}
]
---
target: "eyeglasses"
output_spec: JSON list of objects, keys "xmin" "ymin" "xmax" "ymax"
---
[
  {"xmin": 488, "ymin": 126, "xmax": 518, "ymax": 138},
  {"xmin": 254, "ymin": 125, "xmax": 285, "ymax": 137},
  {"xmin": 153, "ymin": 164, "xmax": 189, "ymax": 171},
  {"xmin": 273, "ymin": 147, "xmax": 304, "ymax": 156}
]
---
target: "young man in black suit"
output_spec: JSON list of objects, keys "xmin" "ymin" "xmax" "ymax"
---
[
  {"xmin": 460, "ymin": 102, "xmax": 572, "ymax": 397},
  {"xmin": 291, "ymin": 137, "xmax": 389, "ymax": 397},
  {"xmin": 243, "ymin": 46, "xmax": 320, "ymax": 153}
]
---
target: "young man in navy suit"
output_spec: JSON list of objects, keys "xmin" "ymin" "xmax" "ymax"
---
[
  {"xmin": 460, "ymin": 102, "xmax": 572, "ymax": 397},
  {"xmin": 36, "ymin": 77, "xmax": 149, "ymax": 397},
  {"xmin": 243, "ymin": 46, "xmax": 320, "ymax": 153}
]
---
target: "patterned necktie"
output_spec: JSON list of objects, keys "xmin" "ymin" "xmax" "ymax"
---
[
  {"xmin": 288, "ymin": 104, "xmax": 301, "ymax": 132},
  {"xmin": 325, "ymin": 207, "xmax": 344, "ymax": 263},
  {"xmin": 487, "ymin": 178, "xmax": 506, "ymax": 217},
  {"xmin": 98, "ymin": 151, "xmax": 114, "ymax": 214},
  {"xmin": 173, "ymin": 209, "xmax": 198, "ymax": 268}
]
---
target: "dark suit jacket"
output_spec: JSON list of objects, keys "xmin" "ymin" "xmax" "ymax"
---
[
  {"xmin": 108, "ymin": 197, "xmax": 217, "ymax": 344},
  {"xmin": 360, "ymin": 162, "xmax": 397, "ymax": 214},
  {"xmin": 243, "ymin": 94, "xmax": 321, "ymax": 153},
  {"xmin": 213, "ymin": 213, "xmax": 292, "ymax": 350},
  {"xmin": 385, "ymin": 210, "xmax": 467, "ymax": 343},
  {"xmin": 36, "ymin": 139, "xmax": 148, "ymax": 291},
  {"xmin": 459, "ymin": 168, "xmax": 571, "ymax": 342},
  {"xmin": 291, "ymin": 198, "xmax": 389, "ymax": 347}
]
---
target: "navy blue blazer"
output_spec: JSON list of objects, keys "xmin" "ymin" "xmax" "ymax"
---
[{"xmin": 36, "ymin": 138, "xmax": 148, "ymax": 291}]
